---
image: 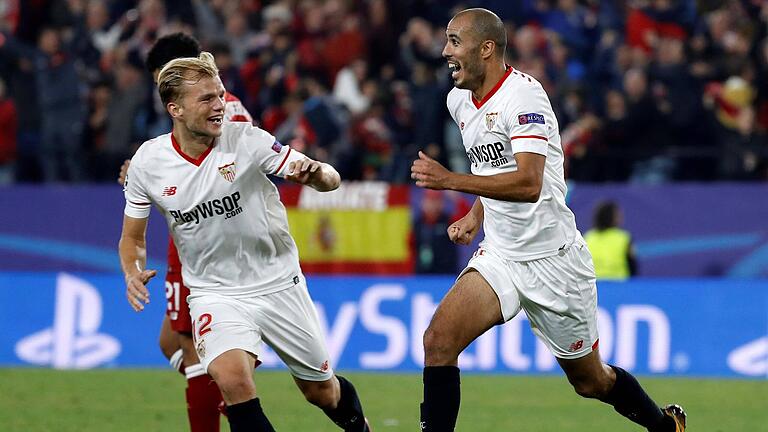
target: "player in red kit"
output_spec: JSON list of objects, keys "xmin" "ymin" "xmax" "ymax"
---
[{"xmin": 118, "ymin": 33, "xmax": 253, "ymax": 432}]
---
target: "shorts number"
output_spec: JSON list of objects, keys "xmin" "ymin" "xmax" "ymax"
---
[
  {"xmin": 165, "ymin": 281, "xmax": 180, "ymax": 311},
  {"xmin": 197, "ymin": 313, "xmax": 213, "ymax": 337}
]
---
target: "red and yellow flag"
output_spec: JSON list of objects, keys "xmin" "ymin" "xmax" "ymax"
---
[{"xmin": 280, "ymin": 182, "xmax": 412, "ymax": 273}]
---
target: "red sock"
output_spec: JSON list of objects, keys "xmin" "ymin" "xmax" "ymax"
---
[{"xmin": 185, "ymin": 364, "xmax": 223, "ymax": 432}]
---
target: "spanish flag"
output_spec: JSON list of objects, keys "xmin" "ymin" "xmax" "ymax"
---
[{"xmin": 280, "ymin": 182, "xmax": 412, "ymax": 274}]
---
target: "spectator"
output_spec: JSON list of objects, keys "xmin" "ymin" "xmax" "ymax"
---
[
  {"xmin": 83, "ymin": 80, "xmax": 111, "ymax": 179},
  {"xmin": 1, "ymin": 0, "xmax": 766, "ymax": 184},
  {"xmin": 413, "ymin": 189, "xmax": 458, "ymax": 274},
  {"xmin": 0, "ymin": 77, "xmax": 17, "ymax": 184},
  {"xmin": 97, "ymin": 49, "xmax": 148, "ymax": 180},
  {"xmin": 585, "ymin": 200, "xmax": 637, "ymax": 280},
  {"xmin": 0, "ymin": 27, "xmax": 88, "ymax": 181}
]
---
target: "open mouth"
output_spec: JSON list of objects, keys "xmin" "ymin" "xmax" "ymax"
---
[
  {"xmin": 448, "ymin": 61, "xmax": 461, "ymax": 79},
  {"xmin": 208, "ymin": 115, "xmax": 223, "ymax": 126}
]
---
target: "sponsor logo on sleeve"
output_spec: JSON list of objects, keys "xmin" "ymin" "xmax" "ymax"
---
[
  {"xmin": 518, "ymin": 113, "xmax": 545, "ymax": 125},
  {"xmin": 271, "ymin": 140, "xmax": 284, "ymax": 153}
]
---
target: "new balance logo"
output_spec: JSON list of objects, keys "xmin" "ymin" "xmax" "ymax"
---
[
  {"xmin": 569, "ymin": 340, "xmax": 584, "ymax": 352},
  {"xmin": 162, "ymin": 186, "xmax": 177, "ymax": 196}
]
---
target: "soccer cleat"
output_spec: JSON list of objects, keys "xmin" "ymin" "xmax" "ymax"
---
[{"xmin": 662, "ymin": 404, "xmax": 686, "ymax": 431}]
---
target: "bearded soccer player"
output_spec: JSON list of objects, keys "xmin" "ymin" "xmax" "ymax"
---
[
  {"xmin": 119, "ymin": 52, "xmax": 370, "ymax": 432},
  {"xmin": 410, "ymin": 9, "xmax": 686, "ymax": 432},
  {"xmin": 117, "ymin": 33, "xmax": 253, "ymax": 432}
]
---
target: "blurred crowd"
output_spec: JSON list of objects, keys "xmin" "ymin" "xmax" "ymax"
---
[{"xmin": 0, "ymin": 0, "xmax": 767, "ymax": 184}]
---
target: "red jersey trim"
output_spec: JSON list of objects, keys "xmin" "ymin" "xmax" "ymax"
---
[
  {"xmin": 274, "ymin": 148, "xmax": 292, "ymax": 174},
  {"xmin": 171, "ymin": 131, "xmax": 214, "ymax": 166},
  {"xmin": 510, "ymin": 135, "xmax": 548, "ymax": 141},
  {"xmin": 472, "ymin": 65, "xmax": 514, "ymax": 109},
  {"xmin": 228, "ymin": 114, "xmax": 250, "ymax": 123},
  {"xmin": 592, "ymin": 339, "xmax": 600, "ymax": 351}
]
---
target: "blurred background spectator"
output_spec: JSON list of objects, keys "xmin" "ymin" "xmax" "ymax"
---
[
  {"xmin": 0, "ymin": 77, "xmax": 16, "ymax": 184},
  {"xmin": 0, "ymin": 0, "xmax": 766, "ymax": 183},
  {"xmin": 412, "ymin": 189, "xmax": 459, "ymax": 274},
  {"xmin": 585, "ymin": 200, "xmax": 637, "ymax": 280}
]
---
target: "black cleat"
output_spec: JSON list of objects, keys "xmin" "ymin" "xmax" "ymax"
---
[{"xmin": 662, "ymin": 404, "xmax": 687, "ymax": 431}]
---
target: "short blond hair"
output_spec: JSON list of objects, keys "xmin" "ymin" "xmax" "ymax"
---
[{"xmin": 157, "ymin": 51, "xmax": 219, "ymax": 105}]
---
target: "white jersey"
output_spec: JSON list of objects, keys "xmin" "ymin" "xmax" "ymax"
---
[
  {"xmin": 124, "ymin": 122, "xmax": 306, "ymax": 297},
  {"xmin": 447, "ymin": 67, "xmax": 580, "ymax": 261},
  {"xmin": 224, "ymin": 92, "xmax": 253, "ymax": 123}
]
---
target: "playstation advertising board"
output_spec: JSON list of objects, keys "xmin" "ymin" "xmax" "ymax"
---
[{"xmin": 3, "ymin": 273, "xmax": 765, "ymax": 378}]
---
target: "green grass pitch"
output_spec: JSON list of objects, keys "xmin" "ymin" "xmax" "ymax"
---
[{"xmin": 1, "ymin": 368, "xmax": 765, "ymax": 431}]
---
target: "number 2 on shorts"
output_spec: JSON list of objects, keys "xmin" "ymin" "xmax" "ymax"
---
[{"xmin": 195, "ymin": 313, "xmax": 213, "ymax": 338}]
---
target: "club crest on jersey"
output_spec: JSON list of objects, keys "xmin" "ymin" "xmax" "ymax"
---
[
  {"xmin": 518, "ymin": 113, "xmax": 545, "ymax": 125},
  {"xmin": 485, "ymin": 112, "xmax": 499, "ymax": 130},
  {"xmin": 218, "ymin": 162, "xmax": 236, "ymax": 183}
]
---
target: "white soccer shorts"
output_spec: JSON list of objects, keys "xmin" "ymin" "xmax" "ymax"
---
[
  {"xmin": 188, "ymin": 279, "xmax": 334, "ymax": 381},
  {"xmin": 459, "ymin": 242, "xmax": 599, "ymax": 359}
]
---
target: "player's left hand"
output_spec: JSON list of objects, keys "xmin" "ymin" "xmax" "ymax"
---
[
  {"xmin": 117, "ymin": 159, "xmax": 131, "ymax": 186},
  {"xmin": 285, "ymin": 158, "xmax": 322, "ymax": 185},
  {"xmin": 125, "ymin": 269, "xmax": 157, "ymax": 312},
  {"xmin": 411, "ymin": 151, "xmax": 453, "ymax": 189}
]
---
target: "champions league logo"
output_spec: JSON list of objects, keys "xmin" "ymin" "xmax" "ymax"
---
[{"xmin": 218, "ymin": 162, "xmax": 236, "ymax": 183}]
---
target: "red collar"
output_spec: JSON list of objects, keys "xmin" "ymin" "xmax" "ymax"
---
[
  {"xmin": 471, "ymin": 65, "xmax": 513, "ymax": 109},
  {"xmin": 171, "ymin": 131, "xmax": 214, "ymax": 166}
]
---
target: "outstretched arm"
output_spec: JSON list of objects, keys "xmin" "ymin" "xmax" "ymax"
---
[
  {"xmin": 285, "ymin": 158, "xmax": 341, "ymax": 192},
  {"xmin": 411, "ymin": 151, "xmax": 545, "ymax": 203},
  {"xmin": 119, "ymin": 215, "xmax": 157, "ymax": 312}
]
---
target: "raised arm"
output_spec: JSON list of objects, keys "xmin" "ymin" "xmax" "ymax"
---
[
  {"xmin": 411, "ymin": 151, "xmax": 545, "ymax": 203},
  {"xmin": 119, "ymin": 215, "xmax": 156, "ymax": 312},
  {"xmin": 284, "ymin": 158, "xmax": 341, "ymax": 192}
]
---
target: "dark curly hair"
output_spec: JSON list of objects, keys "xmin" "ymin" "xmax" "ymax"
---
[
  {"xmin": 145, "ymin": 32, "xmax": 201, "ymax": 74},
  {"xmin": 593, "ymin": 201, "xmax": 619, "ymax": 231}
]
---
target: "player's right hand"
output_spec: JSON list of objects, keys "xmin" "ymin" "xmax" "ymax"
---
[
  {"xmin": 448, "ymin": 215, "xmax": 480, "ymax": 245},
  {"xmin": 125, "ymin": 269, "xmax": 157, "ymax": 312},
  {"xmin": 117, "ymin": 159, "xmax": 131, "ymax": 186}
]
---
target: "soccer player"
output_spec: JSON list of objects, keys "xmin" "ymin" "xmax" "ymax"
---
[
  {"xmin": 119, "ymin": 52, "xmax": 370, "ymax": 432},
  {"xmin": 117, "ymin": 32, "xmax": 254, "ymax": 432},
  {"xmin": 410, "ymin": 9, "xmax": 686, "ymax": 432}
]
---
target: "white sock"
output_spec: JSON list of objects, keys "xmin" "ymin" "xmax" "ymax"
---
[
  {"xmin": 185, "ymin": 363, "xmax": 206, "ymax": 379},
  {"xmin": 169, "ymin": 348, "xmax": 184, "ymax": 372}
]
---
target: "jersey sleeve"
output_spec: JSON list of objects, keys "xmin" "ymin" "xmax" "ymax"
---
[
  {"xmin": 241, "ymin": 124, "xmax": 306, "ymax": 176},
  {"xmin": 123, "ymin": 159, "xmax": 152, "ymax": 219},
  {"xmin": 224, "ymin": 93, "xmax": 254, "ymax": 123},
  {"xmin": 501, "ymin": 84, "xmax": 552, "ymax": 156},
  {"xmin": 446, "ymin": 88, "xmax": 462, "ymax": 126}
]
